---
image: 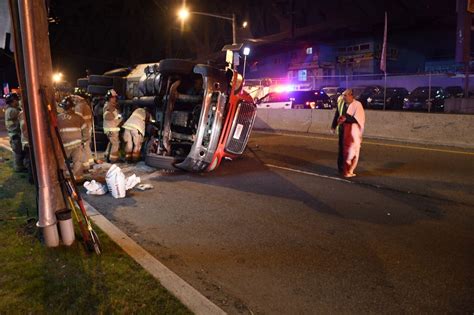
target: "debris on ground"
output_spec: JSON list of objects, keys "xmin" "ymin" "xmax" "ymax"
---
[
  {"xmin": 136, "ymin": 183, "xmax": 154, "ymax": 191},
  {"xmin": 83, "ymin": 180, "xmax": 108, "ymax": 195},
  {"xmin": 105, "ymin": 165, "xmax": 141, "ymax": 198},
  {"xmin": 125, "ymin": 174, "xmax": 141, "ymax": 190}
]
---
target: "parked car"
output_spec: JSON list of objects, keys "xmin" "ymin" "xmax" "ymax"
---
[
  {"xmin": 403, "ymin": 86, "xmax": 447, "ymax": 112},
  {"xmin": 256, "ymin": 91, "xmax": 294, "ymax": 109},
  {"xmin": 257, "ymin": 90, "xmax": 331, "ymax": 109},
  {"xmin": 357, "ymin": 85, "xmax": 382, "ymax": 107},
  {"xmin": 350, "ymin": 86, "xmax": 366, "ymax": 100},
  {"xmin": 79, "ymin": 59, "xmax": 257, "ymax": 172},
  {"xmin": 322, "ymin": 86, "xmax": 345, "ymax": 98},
  {"xmin": 303, "ymin": 90, "xmax": 332, "ymax": 109},
  {"xmin": 445, "ymin": 86, "xmax": 464, "ymax": 98},
  {"xmin": 322, "ymin": 86, "xmax": 345, "ymax": 107},
  {"xmin": 366, "ymin": 87, "xmax": 409, "ymax": 110}
]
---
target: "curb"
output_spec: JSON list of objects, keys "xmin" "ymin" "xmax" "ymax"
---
[
  {"xmin": 1, "ymin": 140, "xmax": 225, "ymax": 315},
  {"xmin": 83, "ymin": 201, "xmax": 226, "ymax": 315}
]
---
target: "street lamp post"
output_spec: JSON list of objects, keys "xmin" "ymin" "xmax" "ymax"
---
[
  {"xmin": 242, "ymin": 47, "xmax": 250, "ymax": 78},
  {"xmin": 178, "ymin": 7, "xmax": 237, "ymax": 44}
]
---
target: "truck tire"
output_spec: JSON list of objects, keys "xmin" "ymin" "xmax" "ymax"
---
[
  {"xmin": 145, "ymin": 154, "xmax": 178, "ymax": 170},
  {"xmin": 88, "ymin": 75, "xmax": 114, "ymax": 86},
  {"xmin": 194, "ymin": 64, "xmax": 226, "ymax": 82},
  {"xmin": 158, "ymin": 59, "xmax": 196, "ymax": 75},
  {"xmin": 112, "ymin": 77, "xmax": 126, "ymax": 96},
  {"xmin": 87, "ymin": 85, "xmax": 113, "ymax": 96},
  {"xmin": 143, "ymin": 137, "xmax": 178, "ymax": 170},
  {"xmin": 77, "ymin": 78, "xmax": 89, "ymax": 88}
]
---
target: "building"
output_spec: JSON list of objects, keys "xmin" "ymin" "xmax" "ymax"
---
[{"xmin": 246, "ymin": 36, "xmax": 426, "ymax": 89}]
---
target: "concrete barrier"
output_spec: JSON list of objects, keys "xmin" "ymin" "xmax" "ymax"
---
[
  {"xmin": 445, "ymin": 98, "xmax": 474, "ymax": 114},
  {"xmin": 266, "ymin": 108, "xmax": 312, "ymax": 133},
  {"xmin": 254, "ymin": 109, "xmax": 474, "ymax": 149},
  {"xmin": 308, "ymin": 110, "xmax": 335, "ymax": 134}
]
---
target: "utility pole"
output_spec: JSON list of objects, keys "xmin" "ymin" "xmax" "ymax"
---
[
  {"xmin": 9, "ymin": 0, "xmax": 68, "ymax": 247},
  {"xmin": 232, "ymin": 13, "xmax": 237, "ymax": 44},
  {"xmin": 456, "ymin": 0, "xmax": 472, "ymax": 97}
]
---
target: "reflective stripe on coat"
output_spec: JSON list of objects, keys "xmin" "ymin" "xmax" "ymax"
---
[
  {"xmin": 103, "ymin": 101, "xmax": 122, "ymax": 132},
  {"xmin": 122, "ymin": 108, "xmax": 146, "ymax": 135},
  {"xmin": 58, "ymin": 110, "xmax": 86, "ymax": 149}
]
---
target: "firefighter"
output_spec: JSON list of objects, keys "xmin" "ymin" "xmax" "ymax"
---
[
  {"xmin": 103, "ymin": 89, "xmax": 122, "ymax": 163},
  {"xmin": 57, "ymin": 96, "xmax": 88, "ymax": 181},
  {"xmin": 4, "ymin": 93, "xmax": 26, "ymax": 172},
  {"xmin": 122, "ymin": 106, "xmax": 150, "ymax": 162},
  {"xmin": 71, "ymin": 88, "xmax": 94, "ymax": 169},
  {"xmin": 18, "ymin": 110, "xmax": 33, "ymax": 183}
]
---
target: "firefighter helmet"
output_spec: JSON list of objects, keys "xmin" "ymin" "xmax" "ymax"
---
[
  {"xmin": 105, "ymin": 89, "xmax": 118, "ymax": 100},
  {"xmin": 73, "ymin": 87, "xmax": 90, "ymax": 99},
  {"xmin": 59, "ymin": 96, "xmax": 75, "ymax": 110},
  {"xmin": 5, "ymin": 93, "xmax": 20, "ymax": 104}
]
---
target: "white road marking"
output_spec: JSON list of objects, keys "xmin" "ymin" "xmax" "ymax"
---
[{"xmin": 265, "ymin": 163, "xmax": 353, "ymax": 183}]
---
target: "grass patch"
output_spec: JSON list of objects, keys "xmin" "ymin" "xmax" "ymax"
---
[{"xmin": 0, "ymin": 149, "xmax": 191, "ymax": 314}]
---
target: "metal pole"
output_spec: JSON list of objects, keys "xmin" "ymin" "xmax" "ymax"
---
[
  {"xmin": 8, "ymin": 0, "xmax": 37, "ymax": 185},
  {"xmin": 428, "ymin": 72, "xmax": 432, "ymax": 113},
  {"xmin": 91, "ymin": 106, "xmax": 98, "ymax": 160},
  {"xmin": 243, "ymin": 55, "xmax": 247, "ymax": 78},
  {"xmin": 383, "ymin": 72, "xmax": 387, "ymax": 110},
  {"xmin": 455, "ymin": 0, "xmax": 472, "ymax": 97},
  {"xmin": 18, "ymin": 0, "xmax": 67, "ymax": 246},
  {"xmin": 464, "ymin": 62, "xmax": 470, "ymax": 98},
  {"xmin": 232, "ymin": 13, "xmax": 236, "ymax": 44}
]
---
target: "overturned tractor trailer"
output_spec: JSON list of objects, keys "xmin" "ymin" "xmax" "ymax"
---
[{"xmin": 79, "ymin": 59, "xmax": 257, "ymax": 172}]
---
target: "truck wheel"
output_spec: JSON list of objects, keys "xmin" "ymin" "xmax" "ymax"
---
[
  {"xmin": 194, "ymin": 64, "xmax": 226, "ymax": 82},
  {"xmin": 88, "ymin": 75, "xmax": 114, "ymax": 86},
  {"xmin": 77, "ymin": 78, "xmax": 89, "ymax": 88},
  {"xmin": 87, "ymin": 85, "xmax": 113, "ymax": 96},
  {"xmin": 158, "ymin": 59, "xmax": 196, "ymax": 75},
  {"xmin": 111, "ymin": 77, "xmax": 126, "ymax": 96},
  {"xmin": 145, "ymin": 155, "xmax": 178, "ymax": 170}
]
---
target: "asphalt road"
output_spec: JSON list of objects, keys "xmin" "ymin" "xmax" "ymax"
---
[{"xmin": 81, "ymin": 131, "xmax": 474, "ymax": 314}]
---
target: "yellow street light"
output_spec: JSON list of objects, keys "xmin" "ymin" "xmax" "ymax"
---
[
  {"xmin": 178, "ymin": 7, "xmax": 190, "ymax": 20},
  {"xmin": 176, "ymin": 7, "xmax": 237, "ymax": 44},
  {"xmin": 242, "ymin": 21, "xmax": 248, "ymax": 28},
  {"xmin": 52, "ymin": 72, "xmax": 63, "ymax": 83}
]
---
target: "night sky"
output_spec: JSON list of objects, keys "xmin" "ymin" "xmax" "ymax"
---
[{"xmin": 2, "ymin": 0, "xmax": 458, "ymax": 84}]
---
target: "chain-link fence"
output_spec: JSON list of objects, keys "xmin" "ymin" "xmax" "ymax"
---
[{"xmin": 244, "ymin": 72, "xmax": 474, "ymax": 114}]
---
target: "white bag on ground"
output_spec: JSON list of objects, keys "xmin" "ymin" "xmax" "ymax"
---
[
  {"xmin": 83, "ymin": 180, "xmax": 108, "ymax": 195},
  {"xmin": 125, "ymin": 174, "xmax": 141, "ymax": 190},
  {"xmin": 106, "ymin": 164, "xmax": 127, "ymax": 198}
]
